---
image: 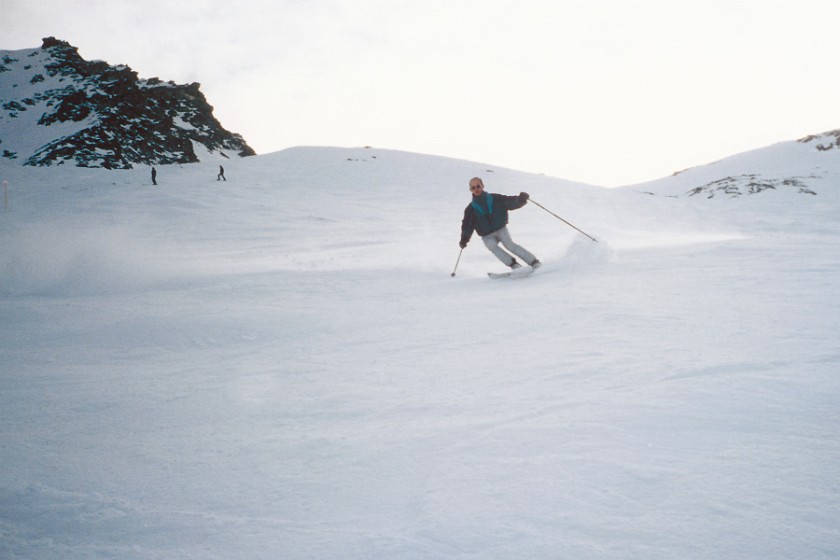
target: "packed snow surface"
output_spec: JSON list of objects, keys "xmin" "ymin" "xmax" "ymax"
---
[{"xmin": 1, "ymin": 145, "xmax": 838, "ymax": 559}]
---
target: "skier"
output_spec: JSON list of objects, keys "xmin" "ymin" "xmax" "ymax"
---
[
  {"xmin": 218, "ymin": 165, "xmax": 226, "ymax": 181},
  {"xmin": 459, "ymin": 177, "xmax": 540, "ymax": 270},
  {"xmin": 151, "ymin": 167, "xmax": 157, "ymax": 186}
]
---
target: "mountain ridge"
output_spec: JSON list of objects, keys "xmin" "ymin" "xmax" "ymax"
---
[
  {"xmin": 0, "ymin": 37, "xmax": 836, "ymax": 196},
  {"xmin": 625, "ymin": 128, "xmax": 839, "ymax": 199},
  {"xmin": 0, "ymin": 37, "xmax": 255, "ymax": 169}
]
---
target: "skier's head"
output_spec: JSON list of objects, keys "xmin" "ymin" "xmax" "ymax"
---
[{"xmin": 469, "ymin": 177, "xmax": 484, "ymax": 195}]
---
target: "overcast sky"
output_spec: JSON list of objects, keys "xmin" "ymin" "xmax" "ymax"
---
[{"xmin": 2, "ymin": 0, "xmax": 838, "ymax": 186}]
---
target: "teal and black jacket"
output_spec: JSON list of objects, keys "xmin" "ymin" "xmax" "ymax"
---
[{"xmin": 460, "ymin": 191, "xmax": 527, "ymax": 245}]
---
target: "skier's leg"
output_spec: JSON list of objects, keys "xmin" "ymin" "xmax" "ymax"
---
[
  {"xmin": 496, "ymin": 227, "xmax": 538, "ymax": 265},
  {"xmin": 482, "ymin": 231, "xmax": 516, "ymax": 266}
]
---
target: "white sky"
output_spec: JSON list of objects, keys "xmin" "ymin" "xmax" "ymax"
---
[{"xmin": 2, "ymin": 0, "xmax": 838, "ymax": 186}]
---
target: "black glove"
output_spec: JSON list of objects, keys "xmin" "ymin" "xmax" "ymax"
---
[
  {"xmin": 459, "ymin": 240, "xmax": 467, "ymax": 249},
  {"xmin": 519, "ymin": 191, "xmax": 529, "ymax": 202}
]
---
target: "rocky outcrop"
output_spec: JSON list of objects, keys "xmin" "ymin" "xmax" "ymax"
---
[
  {"xmin": 0, "ymin": 37, "xmax": 255, "ymax": 169},
  {"xmin": 686, "ymin": 175, "xmax": 817, "ymax": 198},
  {"xmin": 798, "ymin": 129, "xmax": 840, "ymax": 152}
]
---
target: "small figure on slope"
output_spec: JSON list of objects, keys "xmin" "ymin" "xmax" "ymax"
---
[{"xmin": 459, "ymin": 177, "xmax": 540, "ymax": 271}]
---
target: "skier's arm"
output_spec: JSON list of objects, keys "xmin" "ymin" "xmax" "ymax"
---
[
  {"xmin": 498, "ymin": 192, "xmax": 529, "ymax": 211},
  {"xmin": 460, "ymin": 206, "xmax": 476, "ymax": 247}
]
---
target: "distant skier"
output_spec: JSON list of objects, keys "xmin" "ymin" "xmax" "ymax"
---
[
  {"xmin": 218, "ymin": 165, "xmax": 226, "ymax": 181},
  {"xmin": 459, "ymin": 177, "xmax": 540, "ymax": 270},
  {"xmin": 151, "ymin": 167, "xmax": 157, "ymax": 186}
]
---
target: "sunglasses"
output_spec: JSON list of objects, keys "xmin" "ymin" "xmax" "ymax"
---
[{"xmin": 469, "ymin": 184, "xmax": 483, "ymax": 191}]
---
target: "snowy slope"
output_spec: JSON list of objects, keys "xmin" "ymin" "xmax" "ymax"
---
[{"xmin": 1, "ymin": 143, "xmax": 838, "ymax": 560}]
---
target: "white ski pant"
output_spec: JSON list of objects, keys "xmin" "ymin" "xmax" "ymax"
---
[{"xmin": 481, "ymin": 226, "xmax": 537, "ymax": 267}]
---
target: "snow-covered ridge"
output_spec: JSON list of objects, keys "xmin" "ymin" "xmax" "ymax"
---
[
  {"xmin": 627, "ymin": 128, "xmax": 840, "ymax": 199},
  {"xmin": 0, "ymin": 37, "xmax": 254, "ymax": 168}
]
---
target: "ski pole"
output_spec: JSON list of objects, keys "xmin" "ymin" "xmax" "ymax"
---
[
  {"xmin": 451, "ymin": 248, "xmax": 464, "ymax": 277},
  {"xmin": 529, "ymin": 198, "xmax": 598, "ymax": 243}
]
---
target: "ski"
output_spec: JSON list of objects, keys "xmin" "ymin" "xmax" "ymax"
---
[{"xmin": 488, "ymin": 267, "xmax": 534, "ymax": 280}]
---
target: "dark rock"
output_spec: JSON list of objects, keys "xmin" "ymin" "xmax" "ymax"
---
[{"xmin": 0, "ymin": 37, "xmax": 255, "ymax": 169}]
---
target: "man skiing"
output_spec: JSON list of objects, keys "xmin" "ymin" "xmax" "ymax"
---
[{"xmin": 459, "ymin": 177, "xmax": 540, "ymax": 270}]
